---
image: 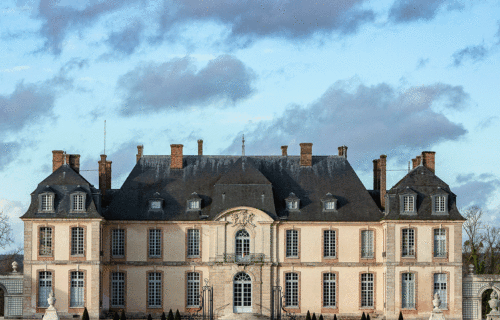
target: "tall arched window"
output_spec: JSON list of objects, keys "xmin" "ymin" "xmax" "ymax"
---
[{"xmin": 235, "ymin": 229, "xmax": 250, "ymax": 258}]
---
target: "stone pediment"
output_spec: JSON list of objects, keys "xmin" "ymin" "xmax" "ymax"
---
[{"xmin": 214, "ymin": 207, "xmax": 274, "ymax": 227}]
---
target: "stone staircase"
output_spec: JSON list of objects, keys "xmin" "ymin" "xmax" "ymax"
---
[{"xmin": 217, "ymin": 313, "xmax": 270, "ymax": 320}]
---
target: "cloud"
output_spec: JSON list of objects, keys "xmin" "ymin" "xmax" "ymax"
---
[
  {"xmin": 416, "ymin": 58, "xmax": 429, "ymax": 69},
  {"xmin": 453, "ymin": 173, "xmax": 500, "ymax": 208},
  {"xmin": 0, "ymin": 66, "xmax": 30, "ymax": 73},
  {"xmin": 155, "ymin": 0, "xmax": 375, "ymax": 45},
  {"xmin": 118, "ymin": 55, "xmax": 256, "ymax": 115},
  {"xmin": 388, "ymin": 0, "xmax": 461, "ymax": 23},
  {"xmin": 452, "ymin": 44, "xmax": 488, "ymax": 67},
  {"xmin": 104, "ymin": 20, "xmax": 144, "ymax": 56},
  {"xmin": 36, "ymin": 0, "xmax": 138, "ymax": 55},
  {"xmin": 222, "ymin": 80, "xmax": 468, "ymax": 165}
]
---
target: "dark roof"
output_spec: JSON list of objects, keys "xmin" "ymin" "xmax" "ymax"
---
[
  {"xmin": 384, "ymin": 165, "xmax": 465, "ymax": 221},
  {"xmin": 103, "ymin": 155, "xmax": 384, "ymax": 222},
  {"xmin": 21, "ymin": 165, "xmax": 103, "ymax": 219}
]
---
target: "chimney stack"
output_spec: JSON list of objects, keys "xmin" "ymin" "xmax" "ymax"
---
[
  {"xmin": 52, "ymin": 150, "xmax": 64, "ymax": 172},
  {"xmin": 98, "ymin": 155, "xmax": 112, "ymax": 195},
  {"xmin": 281, "ymin": 146, "xmax": 288, "ymax": 156},
  {"xmin": 198, "ymin": 140, "xmax": 203, "ymax": 156},
  {"xmin": 338, "ymin": 145, "xmax": 348, "ymax": 158},
  {"xmin": 411, "ymin": 158, "xmax": 418, "ymax": 169},
  {"xmin": 52, "ymin": 150, "xmax": 80, "ymax": 173},
  {"xmin": 421, "ymin": 151, "xmax": 436, "ymax": 173},
  {"xmin": 300, "ymin": 143, "xmax": 313, "ymax": 166},
  {"xmin": 136, "ymin": 145, "xmax": 143, "ymax": 163},
  {"xmin": 373, "ymin": 155, "xmax": 387, "ymax": 208},
  {"xmin": 67, "ymin": 154, "xmax": 80, "ymax": 173},
  {"xmin": 170, "ymin": 144, "xmax": 184, "ymax": 169}
]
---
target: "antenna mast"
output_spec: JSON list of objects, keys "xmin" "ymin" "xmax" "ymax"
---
[
  {"xmin": 104, "ymin": 120, "xmax": 106, "ymax": 155},
  {"xmin": 242, "ymin": 134, "xmax": 245, "ymax": 156}
]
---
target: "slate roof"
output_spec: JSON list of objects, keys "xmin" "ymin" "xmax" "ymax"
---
[
  {"xmin": 384, "ymin": 165, "xmax": 465, "ymax": 221},
  {"xmin": 103, "ymin": 155, "xmax": 384, "ymax": 222},
  {"xmin": 21, "ymin": 164, "xmax": 103, "ymax": 219}
]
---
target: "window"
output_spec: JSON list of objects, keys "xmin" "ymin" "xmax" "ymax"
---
[
  {"xmin": 402, "ymin": 228, "xmax": 415, "ymax": 257},
  {"xmin": 403, "ymin": 196, "xmax": 414, "ymax": 213},
  {"xmin": 150, "ymin": 200, "xmax": 162, "ymax": 210},
  {"xmin": 71, "ymin": 227, "xmax": 84, "ymax": 256},
  {"xmin": 361, "ymin": 273, "xmax": 374, "ymax": 308},
  {"xmin": 187, "ymin": 229, "xmax": 200, "ymax": 258},
  {"xmin": 323, "ymin": 273, "xmax": 336, "ymax": 308},
  {"xmin": 402, "ymin": 273, "xmax": 415, "ymax": 309},
  {"xmin": 38, "ymin": 271, "xmax": 52, "ymax": 308},
  {"xmin": 148, "ymin": 272, "xmax": 162, "ymax": 308},
  {"xmin": 324, "ymin": 201, "xmax": 335, "ymax": 210},
  {"xmin": 323, "ymin": 230, "xmax": 336, "ymax": 258},
  {"xmin": 70, "ymin": 271, "xmax": 84, "ymax": 308},
  {"xmin": 72, "ymin": 193, "xmax": 85, "ymax": 211},
  {"xmin": 286, "ymin": 229, "xmax": 298, "ymax": 258},
  {"xmin": 149, "ymin": 229, "xmax": 162, "ymax": 258},
  {"xmin": 187, "ymin": 272, "xmax": 200, "ymax": 307},
  {"xmin": 39, "ymin": 227, "xmax": 53, "ymax": 256},
  {"xmin": 361, "ymin": 230, "xmax": 374, "ymax": 259},
  {"xmin": 287, "ymin": 201, "xmax": 298, "ymax": 210},
  {"xmin": 111, "ymin": 272, "xmax": 125, "ymax": 307},
  {"xmin": 112, "ymin": 229, "xmax": 125, "ymax": 257},
  {"xmin": 285, "ymin": 273, "xmax": 299, "ymax": 307},
  {"xmin": 434, "ymin": 274, "xmax": 447, "ymax": 309},
  {"xmin": 188, "ymin": 200, "xmax": 200, "ymax": 210},
  {"xmin": 434, "ymin": 229, "xmax": 446, "ymax": 258},
  {"xmin": 434, "ymin": 196, "xmax": 446, "ymax": 212},
  {"xmin": 235, "ymin": 229, "xmax": 250, "ymax": 257},
  {"xmin": 285, "ymin": 192, "xmax": 300, "ymax": 211},
  {"xmin": 41, "ymin": 194, "xmax": 53, "ymax": 211}
]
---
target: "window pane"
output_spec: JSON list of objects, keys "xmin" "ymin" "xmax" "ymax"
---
[
  {"xmin": 361, "ymin": 230, "xmax": 374, "ymax": 258},
  {"xmin": 73, "ymin": 194, "xmax": 84, "ymax": 211},
  {"xmin": 149, "ymin": 229, "xmax": 161, "ymax": 257},
  {"xmin": 71, "ymin": 227, "xmax": 84, "ymax": 255},
  {"xmin": 402, "ymin": 273, "xmax": 415, "ymax": 309},
  {"xmin": 404, "ymin": 196, "xmax": 414, "ymax": 212},
  {"xmin": 39, "ymin": 227, "xmax": 53, "ymax": 256},
  {"xmin": 434, "ymin": 273, "xmax": 447, "ymax": 309},
  {"xmin": 402, "ymin": 229, "xmax": 415, "ymax": 257},
  {"xmin": 286, "ymin": 230, "xmax": 298, "ymax": 258},
  {"xmin": 148, "ymin": 272, "xmax": 162, "ymax": 308},
  {"xmin": 361, "ymin": 273, "xmax": 374, "ymax": 307},
  {"xmin": 187, "ymin": 229, "xmax": 200, "ymax": 257},
  {"xmin": 187, "ymin": 272, "xmax": 200, "ymax": 307},
  {"xmin": 323, "ymin": 273, "xmax": 336, "ymax": 307},
  {"xmin": 323, "ymin": 230, "xmax": 336, "ymax": 258},
  {"xmin": 38, "ymin": 271, "xmax": 52, "ymax": 308},
  {"xmin": 435, "ymin": 196, "xmax": 446, "ymax": 212},
  {"xmin": 111, "ymin": 272, "xmax": 125, "ymax": 307},
  {"xmin": 70, "ymin": 271, "xmax": 84, "ymax": 307},
  {"xmin": 285, "ymin": 273, "xmax": 298, "ymax": 307},
  {"xmin": 41, "ymin": 194, "xmax": 52, "ymax": 211},
  {"xmin": 434, "ymin": 229, "xmax": 446, "ymax": 257}
]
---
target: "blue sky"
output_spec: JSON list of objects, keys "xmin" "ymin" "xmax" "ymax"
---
[{"xmin": 1, "ymin": 0, "xmax": 499, "ymax": 253}]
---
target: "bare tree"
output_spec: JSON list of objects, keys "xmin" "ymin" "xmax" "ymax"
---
[
  {"xmin": 0, "ymin": 211, "xmax": 22, "ymax": 273},
  {"xmin": 462, "ymin": 206, "xmax": 485, "ymax": 273},
  {"xmin": 484, "ymin": 225, "xmax": 500, "ymax": 274}
]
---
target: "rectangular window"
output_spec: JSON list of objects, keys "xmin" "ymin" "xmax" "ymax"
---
[
  {"xmin": 148, "ymin": 272, "xmax": 162, "ymax": 308},
  {"xmin": 402, "ymin": 273, "xmax": 415, "ymax": 309},
  {"xmin": 149, "ymin": 229, "xmax": 162, "ymax": 258},
  {"xmin": 361, "ymin": 230, "xmax": 374, "ymax": 258},
  {"xmin": 187, "ymin": 229, "xmax": 200, "ymax": 258},
  {"xmin": 434, "ymin": 273, "xmax": 447, "ymax": 309},
  {"xmin": 287, "ymin": 201, "xmax": 298, "ymax": 210},
  {"xmin": 189, "ymin": 201, "xmax": 200, "ymax": 210},
  {"xmin": 38, "ymin": 271, "xmax": 52, "ymax": 308},
  {"xmin": 434, "ymin": 229, "xmax": 446, "ymax": 258},
  {"xmin": 286, "ymin": 230, "xmax": 299, "ymax": 258},
  {"xmin": 72, "ymin": 194, "xmax": 84, "ymax": 211},
  {"xmin": 70, "ymin": 271, "xmax": 84, "ymax": 308},
  {"xmin": 323, "ymin": 273, "xmax": 336, "ymax": 308},
  {"xmin": 435, "ymin": 196, "xmax": 446, "ymax": 212},
  {"xmin": 402, "ymin": 229, "xmax": 415, "ymax": 257},
  {"xmin": 403, "ymin": 196, "xmax": 414, "ymax": 212},
  {"xmin": 361, "ymin": 273, "xmax": 374, "ymax": 308},
  {"xmin": 71, "ymin": 227, "xmax": 84, "ymax": 256},
  {"xmin": 285, "ymin": 273, "xmax": 299, "ymax": 307},
  {"xmin": 187, "ymin": 272, "xmax": 200, "ymax": 307},
  {"xmin": 39, "ymin": 227, "xmax": 53, "ymax": 256},
  {"xmin": 323, "ymin": 230, "xmax": 336, "ymax": 258},
  {"xmin": 112, "ymin": 229, "xmax": 125, "ymax": 257},
  {"xmin": 324, "ymin": 201, "xmax": 335, "ymax": 210},
  {"xmin": 41, "ymin": 194, "xmax": 53, "ymax": 211},
  {"xmin": 111, "ymin": 272, "xmax": 125, "ymax": 307}
]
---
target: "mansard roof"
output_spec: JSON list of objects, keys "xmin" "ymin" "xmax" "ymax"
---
[
  {"xmin": 21, "ymin": 164, "xmax": 103, "ymax": 219},
  {"xmin": 384, "ymin": 165, "xmax": 465, "ymax": 220},
  {"xmin": 102, "ymin": 154, "xmax": 383, "ymax": 222}
]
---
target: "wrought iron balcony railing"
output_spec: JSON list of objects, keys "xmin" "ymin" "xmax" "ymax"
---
[{"xmin": 215, "ymin": 253, "xmax": 267, "ymax": 264}]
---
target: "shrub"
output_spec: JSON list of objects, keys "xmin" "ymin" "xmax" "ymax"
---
[
  {"xmin": 120, "ymin": 309, "xmax": 126, "ymax": 320},
  {"xmin": 147, "ymin": 314, "xmax": 152, "ymax": 320},
  {"xmin": 113, "ymin": 312, "xmax": 119, "ymax": 320},
  {"xmin": 333, "ymin": 314, "xmax": 337, "ymax": 320},
  {"xmin": 312, "ymin": 313, "xmax": 317, "ymax": 320},
  {"xmin": 81, "ymin": 307, "xmax": 89, "ymax": 320},
  {"xmin": 319, "ymin": 315, "xmax": 324, "ymax": 320},
  {"xmin": 174, "ymin": 309, "xmax": 181, "ymax": 320},
  {"xmin": 361, "ymin": 312, "xmax": 366, "ymax": 320},
  {"xmin": 367, "ymin": 314, "xmax": 371, "ymax": 320},
  {"xmin": 161, "ymin": 312, "xmax": 166, "ymax": 320},
  {"xmin": 399, "ymin": 311, "xmax": 404, "ymax": 320},
  {"xmin": 306, "ymin": 310, "xmax": 312, "ymax": 320},
  {"xmin": 167, "ymin": 310, "xmax": 174, "ymax": 320}
]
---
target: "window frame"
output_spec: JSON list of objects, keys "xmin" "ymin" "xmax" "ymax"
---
[
  {"xmin": 38, "ymin": 226, "xmax": 54, "ymax": 260},
  {"xmin": 69, "ymin": 270, "xmax": 85, "ymax": 310},
  {"xmin": 401, "ymin": 228, "xmax": 416, "ymax": 259},
  {"xmin": 285, "ymin": 192, "xmax": 300, "ymax": 213},
  {"xmin": 360, "ymin": 229, "xmax": 375, "ymax": 260},
  {"xmin": 285, "ymin": 229, "xmax": 299, "ymax": 259},
  {"xmin": 70, "ymin": 192, "xmax": 86, "ymax": 213},
  {"xmin": 431, "ymin": 193, "xmax": 449, "ymax": 215},
  {"xmin": 360, "ymin": 273, "xmax": 375, "ymax": 309},
  {"xmin": 433, "ymin": 227, "xmax": 449, "ymax": 261},
  {"xmin": 148, "ymin": 228, "xmax": 162, "ymax": 259},
  {"xmin": 69, "ymin": 226, "xmax": 86, "ymax": 261},
  {"xmin": 399, "ymin": 189, "xmax": 417, "ymax": 215},
  {"xmin": 186, "ymin": 272, "xmax": 201, "ymax": 308},
  {"xmin": 322, "ymin": 229, "xmax": 337, "ymax": 260},
  {"xmin": 186, "ymin": 228, "xmax": 201, "ymax": 259},
  {"xmin": 401, "ymin": 272, "xmax": 416, "ymax": 309},
  {"xmin": 37, "ymin": 270, "xmax": 54, "ymax": 310},
  {"xmin": 111, "ymin": 228, "xmax": 126, "ymax": 259},
  {"xmin": 433, "ymin": 272, "xmax": 448, "ymax": 310},
  {"xmin": 284, "ymin": 272, "xmax": 300, "ymax": 311},
  {"xmin": 38, "ymin": 192, "xmax": 55, "ymax": 213},
  {"xmin": 146, "ymin": 271, "xmax": 163, "ymax": 310},
  {"xmin": 322, "ymin": 272, "xmax": 338, "ymax": 311},
  {"xmin": 110, "ymin": 271, "xmax": 126, "ymax": 309}
]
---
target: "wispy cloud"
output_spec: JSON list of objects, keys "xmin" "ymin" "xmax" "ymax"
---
[
  {"xmin": 452, "ymin": 44, "xmax": 488, "ymax": 67},
  {"xmin": 454, "ymin": 173, "xmax": 500, "ymax": 208},
  {"xmin": 0, "ymin": 66, "xmax": 30, "ymax": 73},
  {"xmin": 388, "ymin": 0, "xmax": 462, "ymax": 23}
]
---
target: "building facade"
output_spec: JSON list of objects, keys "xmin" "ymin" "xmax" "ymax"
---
[{"xmin": 20, "ymin": 142, "xmax": 464, "ymax": 320}]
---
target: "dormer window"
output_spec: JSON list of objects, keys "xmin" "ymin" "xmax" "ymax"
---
[
  {"xmin": 189, "ymin": 200, "xmax": 200, "ymax": 210},
  {"xmin": 399, "ymin": 188, "xmax": 417, "ymax": 215},
  {"xmin": 70, "ymin": 188, "xmax": 87, "ymax": 213},
  {"xmin": 403, "ymin": 196, "xmax": 414, "ymax": 212},
  {"xmin": 149, "ymin": 192, "xmax": 163, "ymax": 211},
  {"xmin": 432, "ymin": 188, "xmax": 449, "ymax": 215},
  {"xmin": 38, "ymin": 186, "xmax": 55, "ymax": 213},
  {"xmin": 321, "ymin": 193, "xmax": 337, "ymax": 212},
  {"xmin": 285, "ymin": 192, "xmax": 300, "ymax": 212},
  {"xmin": 187, "ymin": 192, "xmax": 202, "ymax": 211},
  {"xmin": 150, "ymin": 200, "xmax": 162, "ymax": 210}
]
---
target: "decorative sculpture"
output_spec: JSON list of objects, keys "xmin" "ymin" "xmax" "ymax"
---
[
  {"xmin": 232, "ymin": 210, "xmax": 256, "ymax": 228},
  {"xmin": 429, "ymin": 292, "xmax": 445, "ymax": 320},
  {"xmin": 44, "ymin": 289, "xmax": 60, "ymax": 320},
  {"xmin": 11, "ymin": 261, "xmax": 18, "ymax": 273},
  {"xmin": 432, "ymin": 293, "xmax": 441, "ymax": 311}
]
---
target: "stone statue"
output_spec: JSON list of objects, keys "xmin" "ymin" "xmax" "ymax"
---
[
  {"xmin": 44, "ymin": 289, "xmax": 60, "ymax": 320},
  {"xmin": 47, "ymin": 290, "xmax": 56, "ymax": 309},
  {"xmin": 11, "ymin": 261, "xmax": 18, "ymax": 273},
  {"xmin": 432, "ymin": 293, "xmax": 441, "ymax": 311},
  {"xmin": 429, "ymin": 292, "xmax": 445, "ymax": 320}
]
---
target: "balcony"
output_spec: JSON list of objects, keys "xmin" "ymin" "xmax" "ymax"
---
[{"xmin": 215, "ymin": 253, "xmax": 268, "ymax": 264}]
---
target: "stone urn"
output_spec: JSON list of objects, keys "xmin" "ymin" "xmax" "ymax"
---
[
  {"xmin": 489, "ymin": 291, "xmax": 499, "ymax": 314},
  {"xmin": 11, "ymin": 261, "xmax": 18, "ymax": 273},
  {"xmin": 433, "ymin": 293, "xmax": 441, "ymax": 311},
  {"xmin": 47, "ymin": 289, "xmax": 56, "ymax": 310}
]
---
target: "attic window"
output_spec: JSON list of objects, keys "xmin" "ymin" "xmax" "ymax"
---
[
  {"xmin": 399, "ymin": 189, "xmax": 417, "ymax": 215},
  {"xmin": 324, "ymin": 201, "xmax": 335, "ymax": 210},
  {"xmin": 188, "ymin": 200, "xmax": 200, "ymax": 210},
  {"xmin": 70, "ymin": 191, "xmax": 86, "ymax": 213},
  {"xmin": 285, "ymin": 192, "xmax": 300, "ymax": 212},
  {"xmin": 431, "ymin": 190, "xmax": 449, "ymax": 215},
  {"xmin": 321, "ymin": 193, "xmax": 337, "ymax": 212},
  {"xmin": 403, "ymin": 196, "xmax": 414, "ymax": 212},
  {"xmin": 187, "ymin": 192, "xmax": 201, "ymax": 211},
  {"xmin": 150, "ymin": 200, "xmax": 162, "ymax": 210},
  {"xmin": 41, "ymin": 194, "xmax": 53, "ymax": 211}
]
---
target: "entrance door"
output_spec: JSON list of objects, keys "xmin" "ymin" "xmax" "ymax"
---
[{"xmin": 233, "ymin": 272, "xmax": 252, "ymax": 313}]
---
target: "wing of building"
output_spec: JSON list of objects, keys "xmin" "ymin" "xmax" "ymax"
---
[{"xmin": 19, "ymin": 143, "xmax": 465, "ymax": 320}]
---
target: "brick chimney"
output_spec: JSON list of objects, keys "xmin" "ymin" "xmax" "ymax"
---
[
  {"xmin": 198, "ymin": 140, "xmax": 203, "ymax": 156},
  {"xmin": 338, "ymin": 145, "xmax": 348, "ymax": 158},
  {"xmin": 98, "ymin": 155, "xmax": 112, "ymax": 194},
  {"xmin": 67, "ymin": 154, "xmax": 80, "ymax": 173},
  {"xmin": 373, "ymin": 155, "xmax": 387, "ymax": 208},
  {"xmin": 136, "ymin": 145, "xmax": 143, "ymax": 163},
  {"xmin": 300, "ymin": 143, "xmax": 313, "ymax": 166},
  {"xmin": 421, "ymin": 151, "xmax": 436, "ymax": 173},
  {"xmin": 52, "ymin": 151, "xmax": 80, "ymax": 173},
  {"xmin": 171, "ymin": 144, "xmax": 184, "ymax": 169},
  {"xmin": 281, "ymin": 146, "xmax": 288, "ymax": 156},
  {"xmin": 411, "ymin": 158, "xmax": 418, "ymax": 169}
]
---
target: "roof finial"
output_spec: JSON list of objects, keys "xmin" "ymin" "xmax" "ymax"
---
[
  {"xmin": 63, "ymin": 151, "xmax": 67, "ymax": 165},
  {"xmin": 242, "ymin": 134, "xmax": 245, "ymax": 157}
]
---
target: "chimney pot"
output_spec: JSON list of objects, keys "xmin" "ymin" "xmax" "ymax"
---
[
  {"xmin": 338, "ymin": 145, "xmax": 348, "ymax": 158},
  {"xmin": 136, "ymin": 145, "xmax": 144, "ymax": 163},
  {"xmin": 170, "ymin": 144, "xmax": 184, "ymax": 169},
  {"xmin": 98, "ymin": 154, "xmax": 112, "ymax": 194},
  {"xmin": 379, "ymin": 155, "xmax": 387, "ymax": 209},
  {"xmin": 421, "ymin": 151, "xmax": 436, "ymax": 173},
  {"xmin": 52, "ymin": 150, "xmax": 64, "ymax": 172},
  {"xmin": 281, "ymin": 146, "xmax": 288, "ymax": 157},
  {"xmin": 198, "ymin": 140, "xmax": 203, "ymax": 156},
  {"xmin": 299, "ymin": 143, "xmax": 313, "ymax": 166},
  {"xmin": 68, "ymin": 154, "xmax": 80, "ymax": 173}
]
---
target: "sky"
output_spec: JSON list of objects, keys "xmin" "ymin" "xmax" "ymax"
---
[{"xmin": 1, "ymin": 0, "xmax": 499, "ymax": 253}]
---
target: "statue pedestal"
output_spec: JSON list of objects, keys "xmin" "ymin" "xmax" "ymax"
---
[
  {"xmin": 43, "ymin": 305, "xmax": 60, "ymax": 320},
  {"xmin": 429, "ymin": 309, "xmax": 445, "ymax": 320},
  {"xmin": 486, "ymin": 311, "xmax": 500, "ymax": 320}
]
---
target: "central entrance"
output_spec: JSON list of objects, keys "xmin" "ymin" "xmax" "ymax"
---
[{"xmin": 233, "ymin": 272, "xmax": 252, "ymax": 313}]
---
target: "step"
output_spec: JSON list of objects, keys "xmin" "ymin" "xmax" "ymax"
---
[{"xmin": 217, "ymin": 313, "xmax": 270, "ymax": 320}]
